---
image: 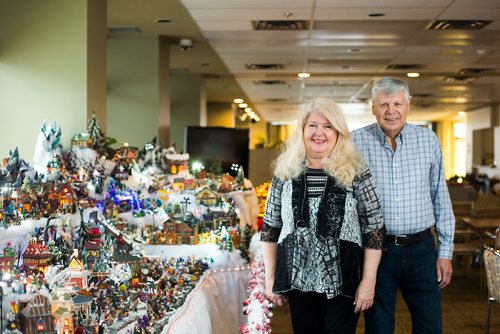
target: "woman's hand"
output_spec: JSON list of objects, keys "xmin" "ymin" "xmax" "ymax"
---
[
  {"xmin": 353, "ymin": 278, "xmax": 375, "ymax": 313},
  {"xmin": 265, "ymin": 278, "xmax": 285, "ymax": 306}
]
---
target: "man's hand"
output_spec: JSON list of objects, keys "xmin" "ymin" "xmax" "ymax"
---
[{"xmin": 436, "ymin": 258, "xmax": 453, "ymax": 289}]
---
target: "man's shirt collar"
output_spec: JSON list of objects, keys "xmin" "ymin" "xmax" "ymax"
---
[{"xmin": 375, "ymin": 122, "xmax": 408, "ymax": 145}]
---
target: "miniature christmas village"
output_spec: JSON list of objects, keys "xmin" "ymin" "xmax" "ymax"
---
[{"xmin": 0, "ymin": 113, "xmax": 258, "ymax": 334}]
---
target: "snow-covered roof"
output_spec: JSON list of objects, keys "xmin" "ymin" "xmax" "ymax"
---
[
  {"xmin": 166, "ymin": 153, "xmax": 189, "ymax": 161},
  {"xmin": 73, "ymin": 295, "xmax": 93, "ymax": 305}
]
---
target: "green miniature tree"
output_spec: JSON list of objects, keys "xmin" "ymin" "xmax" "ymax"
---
[
  {"xmin": 209, "ymin": 161, "xmax": 223, "ymax": 175},
  {"xmin": 225, "ymin": 235, "xmax": 233, "ymax": 252},
  {"xmin": 239, "ymin": 224, "xmax": 254, "ymax": 263},
  {"xmin": 87, "ymin": 111, "xmax": 106, "ymax": 151},
  {"xmin": 236, "ymin": 166, "xmax": 245, "ymax": 184}
]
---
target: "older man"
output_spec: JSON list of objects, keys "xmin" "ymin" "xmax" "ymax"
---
[{"xmin": 352, "ymin": 77, "xmax": 455, "ymax": 334}]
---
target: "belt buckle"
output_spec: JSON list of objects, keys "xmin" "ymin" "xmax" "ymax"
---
[{"xmin": 394, "ymin": 234, "xmax": 407, "ymax": 246}]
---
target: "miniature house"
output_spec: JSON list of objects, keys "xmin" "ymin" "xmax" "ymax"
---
[
  {"xmin": 23, "ymin": 238, "xmax": 50, "ymax": 274},
  {"xmin": 19, "ymin": 294, "xmax": 55, "ymax": 334},
  {"xmin": 72, "ymin": 294, "xmax": 94, "ymax": 329},
  {"xmin": 51, "ymin": 291, "xmax": 74, "ymax": 334},
  {"xmin": 71, "ymin": 133, "xmax": 92, "ymax": 148},
  {"xmin": 195, "ymin": 186, "xmax": 219, "ymax": 207},
  {"xmin": 0, "ymin": 246, "xmax": 15, "ymax": 273},
  {"xmin": 51, "ymin": 184, "xmax": 76, "ymax": 210},
  {"xmin": 64, "ymin": 250, "xmax": 89, "ymax": 291},
  {"xmin": 162, "ymin": 218, "xmax": 194, "ymax": 244},
  {"xmin": 84, "ymin": 240, "xmax": 100, "ymax": 269},
  {"xmin": 166, "ymin": 153, "xmax": 190, "ymax": 175}
]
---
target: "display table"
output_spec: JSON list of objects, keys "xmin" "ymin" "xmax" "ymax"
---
[{"xmin": 162, "ymin": 267, "xmax": 251, "ymax": 334}]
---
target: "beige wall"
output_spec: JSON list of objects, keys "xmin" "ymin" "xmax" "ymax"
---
[
  {"xmin": 465, "ymin": 106, "xmax": 492, "ymax": 173},
  {"xmin": 0, "ymin": 0, "xmax": 89, "ymax": 161},
  {"xmin": 107, "ymin": 35, "xmax": 160, "ymax": 147},
  {"xmin": 248, "ymin": 149, "xmax": 280, "ymax": 186},
  {"xmin": 87, "ymin": 0, "xmax": 107, "ymax": 131},
  {"xmin": 170, "ymin": 73, "xmax": 206, "ymax": 152},
  {"xmin": 158, "ymin": 36, "xmax": 172, "ymax": 147}
]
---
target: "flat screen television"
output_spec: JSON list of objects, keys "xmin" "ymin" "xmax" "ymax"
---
[{"xmin": 184, "ymin": 126, "xmax": 250, "ymax": 175}]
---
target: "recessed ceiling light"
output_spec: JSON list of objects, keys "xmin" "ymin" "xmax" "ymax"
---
[
  {"xmin": 407, "ymin": 72, "xmax": 420, "ymax": 78},
  {"xmin": 238, "ymin": 103, "xmax": 248, "ymax": 108},
  {"xmin": 298, "ymin": 72, "xmax": 311, "ymax": 78},
  {"xmin": 368, "ymin": 13, "xmax": 385, "ymax": 17},
  {"xmin": 233, "ymin": 98, "xmax": 244, "ymax": 104},
  {"xmin": 156, "ymin": 19, "xmax": 173, "ymax": 23},
  {"xmin": 458, "ymin": 111, "xmax": 466, "ymax": 116}
]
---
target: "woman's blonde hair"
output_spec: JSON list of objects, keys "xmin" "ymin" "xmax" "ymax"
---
[{"xmin": 273, "ymin": 98, "xmax": 364, "ymax": 187}]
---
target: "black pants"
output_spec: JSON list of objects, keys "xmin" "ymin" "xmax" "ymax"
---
[{"xmin": 287, "ymin": 290, "xmax": 360, "ymax": 334}]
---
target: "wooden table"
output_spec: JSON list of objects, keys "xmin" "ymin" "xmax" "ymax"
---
[{"xmin": 460, "ymin": 217, "xmax": 500, "ymax": 232}]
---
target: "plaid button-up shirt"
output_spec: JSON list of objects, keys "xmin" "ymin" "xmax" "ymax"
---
[{"xmin": 352, "ymin": 123, "xmax": 455, "ymax": 259}]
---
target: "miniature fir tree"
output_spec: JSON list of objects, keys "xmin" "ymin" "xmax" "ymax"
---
[
  {"xmin": 209, "ymin": 161, "xmax": 223, "ymax": 175},
  {"xmin": 225, "ymin": 235, "xmax": 233, "ymax": 252},
  {"xmin": 87, "ymin": 111, "xmax": 106, "ymax": 150},
  {"xmin": 236, "ymin": 166, "xmax": 245, "ymax": 184},
  {"xmin": 239, "ymin": 224, "xmax": 254, "ymax": 263},
  {"xmin": 107, "ymin": 178, "xmax": 117, "ymax": 201}
]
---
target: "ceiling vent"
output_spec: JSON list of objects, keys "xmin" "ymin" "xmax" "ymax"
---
[
  {"xmin": 457, "ymin": 68, "xmax": 494, "ymax": 75},
  {"xmin": 107, "ymin": 26, "xmax": 142, "ymax": 33},
  {"xmin": 245, "ymin": 64, "xmax": 284, "ymax": 70},
  {"xmin": 444, "ymin": 75, "xmax": 477, "ymax": 83},
  {"xmin": 252, "ymin": 20, "xmax": 309, "ymax": 31},
  {"xmin": 253, "ymin": 80, "xmax": 287, "ymax": 85},
  {"xmin": 386, "ymin": 64, "xmax": 424, "ymax": 70},
  {"xmin": 427, "ymin": 20, "xmax": 491, "ymax": 30}
]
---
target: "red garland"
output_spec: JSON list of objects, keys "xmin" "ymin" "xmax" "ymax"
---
[{"xmin": 240, "ymin": 253, "xmax": 273, "ymax": 334}]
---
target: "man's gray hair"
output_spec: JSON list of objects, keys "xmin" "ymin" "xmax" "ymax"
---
[{"xmin": 371, "ymin": 77, "xmax": 412, "ymax": 102}]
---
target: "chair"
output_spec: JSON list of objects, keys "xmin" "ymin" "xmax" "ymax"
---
[
  {"xmin": 448, "ymin": 183, "xmax": 477, "ymax": 218},
  {"xmin": 483, "ymin": 246, "xmax": 500, "ymax": 334},
  {"xmin": 453, "ymin": 230, "xmax": 482, "ymax": 278}
]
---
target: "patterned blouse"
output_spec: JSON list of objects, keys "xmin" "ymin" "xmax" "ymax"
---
[{"xmin": 261, "ymin": 167, "xmax": 384, "ymax": 299}]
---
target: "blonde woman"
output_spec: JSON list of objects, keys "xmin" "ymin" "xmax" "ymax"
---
[{"xmin": 261, "ymin": 98, "xmax": 385, "ymax": 333}]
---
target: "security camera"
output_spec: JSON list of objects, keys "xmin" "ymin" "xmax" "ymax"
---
[{"xmin": 179, "ymin": 38, "xmax": 193, "ymax": 51}]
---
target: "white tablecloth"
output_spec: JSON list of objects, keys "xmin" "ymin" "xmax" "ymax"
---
[{"xmin": 163, "ymin": 268, "xmax": 251, "ymax": 334}]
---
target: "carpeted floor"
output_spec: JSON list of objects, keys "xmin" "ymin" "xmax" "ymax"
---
[{"xmin": 270, "ymin": 266, "xmax": 500, "ymax": 334}]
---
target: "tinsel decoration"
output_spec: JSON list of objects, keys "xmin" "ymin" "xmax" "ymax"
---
[{"xmin": 240, "ymin": 254, "xmax": 273, "ymax": 334}]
